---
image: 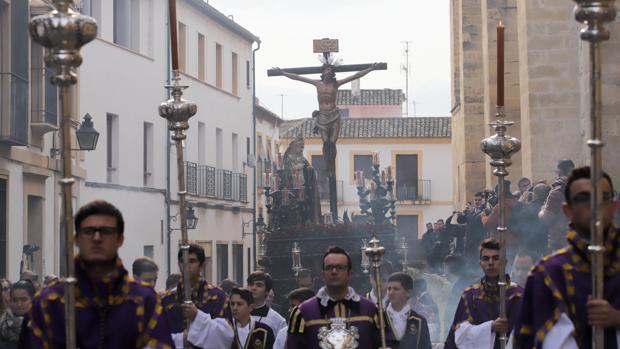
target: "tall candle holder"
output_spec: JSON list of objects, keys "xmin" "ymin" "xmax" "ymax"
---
[
  {"xmin": 573, "ymin": 1, "xmax": 616, "ymax": 347},
  {"xmin": 29, "ymin": 2, "xmax": 97, "ymax": 348}
]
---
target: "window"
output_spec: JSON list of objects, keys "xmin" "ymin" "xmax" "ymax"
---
[
  {"xmin": 231, "ymin": 52, "xmax": 238, "ymax": 95},
  {"xmin": 246, "ymin": 60, "xmax": 250, "ymax": 89},
  {"xmin": 353, "ymin": 154, "xmax": 373, "ymax": 179},
  {"xmin": 0, "ymin": 179, "xmax": 5, "ymax": 277},
  {"xmin": 80, "ymin": 0, "xmax": 102, "ymax": 28},
  {"xmin": 178, "ymin": 22, "xmax": 187, "ymax": 73},
  {"xmin": 143, "ymin": 245, "xmax": 154, "ymax": 259},
  {"xmin": 143, "ymin": 122, "xmax": 154, "ymax": 186},
  {"xmin": 198, "ymin": 122, "xmax": 206, "ymax": 165},
  {"xmin": 246, "ymin": 137, "xmax": 250, "ymax": 157},
  {"xmin": 217, "ymin": 244, "xmax": 228, "ymax": 283},
  {"xmin": 216, "ymin": 128, "xmax": 223, "ymax": 169},
  {"xmin": 397, "ymin": 215, "xmax": 419, "ymax": 239},
  {"xmin": 395, "ymin": 154, "xmax": 419, "ymax": 200},
  {"xmin": 30, "ymin": 41, "xmax": 57, "ymax": 127},
  {"xmin": 106, "ymin": 113, "xmax": 119, "ymax": 183},
  {"xmin": 232, "ymin": 133, "xmax": 239, "ymax": 172},
  {"xmin": 198, "ymin": 33, "xmax": 205, "ymax": 80},
  {"xmin": 232, "ymin": 244, "xmax": 243, "ymax": 285},
  {"xmin": 216, "ymin": 43, "xmax": 223, "ymax": 88},
  {"xmin": 113, "ymin": 0, "xmax": 139, "ymax": 51},
  {"xmin": 26, "ymin": 196, "xmax": 44, "ymax": 277}
]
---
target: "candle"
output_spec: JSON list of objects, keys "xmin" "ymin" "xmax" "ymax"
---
[
  {"xmin": 381, "ymin": 170, "xmax": 386, "ymax": 184},
  {"xmin": 497, "ymin": 21, "xmax": 504, "ymax": 107},
  {"xmin": 387, "ymin": 166, "xmax": 393, "ymax": 181},
  {"xmin": 372, "ymin": 151, "xmax": 379, "ymax": 166},
  {"xmin": 282, "ymin": 189, "xmax": 289, "ymax": 205},
  {"xmin": 277, "ymin": 153, "xmax": 283, "ymax": 169}
]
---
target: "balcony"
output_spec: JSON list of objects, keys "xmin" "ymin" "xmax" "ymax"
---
[
  {"xmin": 185, "ymin": 161, "xmax": 248, "ymax": 203},
  {"xmin": 395, "ymin": 179, "xmax": 432, "ymax": 204}
]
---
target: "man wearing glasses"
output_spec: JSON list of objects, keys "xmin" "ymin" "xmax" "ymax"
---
[
  {"xmin": 514, "ymin": 166, "xmax": 620, "ymax": 348},
  {"xmin": 444, "ymin": 239, "xmax": 523, "ymax": 349},
  {"xmin": 20, "ymin": 200, "xmax": 173, "ymax": 348},
  {"xmin": 286, "ymin": 246, "xmax": 383, "ymax": 348}
]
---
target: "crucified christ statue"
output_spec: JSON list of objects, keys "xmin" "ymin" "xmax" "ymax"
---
[{"xmin": 269, "ymin": 39, "xmax": 387, "ymax": 222}]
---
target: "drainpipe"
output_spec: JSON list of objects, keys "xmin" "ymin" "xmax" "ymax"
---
[
  {"xmin": 165, "ymin": 5, "xmax": 172, "ymax": 277},
  {"xmin": 252, "ymin": 40, "xmax": 261, "ymax": 270}
]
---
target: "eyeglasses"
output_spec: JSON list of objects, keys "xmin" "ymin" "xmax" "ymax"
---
[
  {"xmin": 323, "ymin": 264, "xmax": 349, "ymax": 272},
  {"xmin": 571, "ymin": 191, "xmax": 615, "ymax": 205},
  {"xmin": 78, "ymin": 226, "xmax": 118, "ymax": 238}
]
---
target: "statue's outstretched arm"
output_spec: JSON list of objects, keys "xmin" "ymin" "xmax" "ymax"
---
[
  {"xmin": 272, "ymin": 67, "xmax": 317, "ymax": 85},
  {"xmin": 337, "ymin": 63, "xmax": 381, "ymax": 87}
]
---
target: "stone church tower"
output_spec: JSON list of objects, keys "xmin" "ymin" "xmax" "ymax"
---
[{"xmin": 451, "ymin": 0, "xmax": 620, "ymax": 207}]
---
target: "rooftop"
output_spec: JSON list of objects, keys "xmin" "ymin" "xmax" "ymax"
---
[
  {"xmin": 280, "ymin": 117, "xmax": 451, "ymax": 139},
  {"xmin": 187, "ymin": 0, "xmax": 260, "ymax": 43},
  {"xmin": 336, "ymin": 89, "xmax": 405, "ymax": 106}
]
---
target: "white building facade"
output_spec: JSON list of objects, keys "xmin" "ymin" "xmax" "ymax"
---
[
  {"xmin": 71, "ymin": 0, "xmax": 257, "ymax": 289},
  {"xmin": 280, "ymin": 117, "xmax": 453, "ymax": 240}
]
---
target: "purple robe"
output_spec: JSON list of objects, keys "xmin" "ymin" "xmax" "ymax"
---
[
  {"xmin": 444, "ymin": 276, "xmax": 523, "ymax": 349},
  {"xmin": 21, "ymin": 258, "xmax": 173, "ymax": 349},
  {"xmin": 286, "ymin": 291, "xmax": 383, "ymax": 349},
  {"xmin": 513, "ymin": 228, "xmax": 620, "ymax": 349},
  {"xmin": 161, "ymin": 280, "xmax": 230, "ymax": 335}
]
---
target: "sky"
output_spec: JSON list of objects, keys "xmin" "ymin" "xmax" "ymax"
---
[{"xmin": 208, "ymin": 0, "xmax": 452, "ymax": 120}]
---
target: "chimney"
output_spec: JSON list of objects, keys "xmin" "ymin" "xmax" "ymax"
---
[{"xmin": 352, "ymin": 79, "xmax": 361, "ymax": 98}]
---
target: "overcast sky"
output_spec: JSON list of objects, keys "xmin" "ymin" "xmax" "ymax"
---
[{"xmin": 208, "ymin": 0, "xmax": 451, "ymax": 119}]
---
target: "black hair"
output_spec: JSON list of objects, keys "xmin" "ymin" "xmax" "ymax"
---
[
  {"xmin": 74, "ymin": 200, "xmax": 124, "ymax": 235},
  {"xmin": 132, "ymin": 257, "xmax": 158, "ymax": 276},
  {"xmin": 564, "ymin": 166, "xmax": 615, "ymax": 205},
  {"xmin": 443, "ymin": 254, "xmax": 464, "ymax": 274},
  {"xmin": 165, "ymin": 273, "xmax": 181, "ymax": 290},
  {"xmin": 177, "ymin": 244, "xmax": 206, "ymax": 264},
  {"xmin": 322, "ymin": 246, "xmax": 353, "ymax": 271},
  {"xmin": 231, "ymin": 287, "xmax": 254, "ymax": 306},
  {"xmin": 479, "ymin": 238, "xmax": 501, "ymax": 259},
  {"xmin": 388, "ymin": 272, "xmax": 413, "ymax": 291},
  {"xmin": 474, "ymin": 192, "xmax": 484, "ymax": 197},
  {"xmin": 320, "ymin": 65, "xmax": 336, "ymax": 82},
  {"xmin": 11, "ymin": 280, "xmax": 35, "ymax": 298},
  {"xmin": 287, "ymin": 287, "xmax": 316, "ymax": 303},
  {"xmin": 219, "ymin": 279, "xmax": 238, "ymax": 295},
  {"xmin": 247, "ymin": 271, "xmax": 273, "ymax": 292}
]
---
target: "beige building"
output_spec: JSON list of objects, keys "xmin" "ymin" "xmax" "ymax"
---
[
  {"xmin": 279, "ymin": 117, "xmax": 453, "ymax": 239},
  {"xmin": 450, "ymin": 0, "xmax": 620, "ymax": 208}
]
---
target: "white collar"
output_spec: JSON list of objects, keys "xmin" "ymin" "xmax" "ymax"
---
[
  {"xmin": 317, "ymin": 286, "xmax": 361, "ymax": 307},
  {"xmin": 387, "ymin": 303, "xmax": 411, "ymax": 318}
]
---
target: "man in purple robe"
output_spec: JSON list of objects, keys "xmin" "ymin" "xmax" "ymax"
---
[
  {"xmin": 513, "ymin": 166, "xmax": 620, "ymax": 349},
  {"xmin": 444, "ymin": 238, "xmax": 523, "ymax": 349},
  {"xmin": 162, "ymin": 244, "xmax": 229, "ymax": 347},
  {"xmin": 20, "ymin": 200, "xmax": 173, "ymax": 349},
  {"xmin": 287, "ymin": 246, "xmax": 384, "ymax": 348}
]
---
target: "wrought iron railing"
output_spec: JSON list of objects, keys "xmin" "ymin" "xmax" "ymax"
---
[
  {"xmin": 185, "ymin": 161, "xmax": 247, "ymax": 203},
  {"xmin": 395, "ymin": 179, "xmax": 432, "ymax": 204}
]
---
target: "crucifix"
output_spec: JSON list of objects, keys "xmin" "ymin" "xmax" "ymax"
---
[{"xmin": 269, "ymin": 38, "xmax": 387, "ymax": 223}]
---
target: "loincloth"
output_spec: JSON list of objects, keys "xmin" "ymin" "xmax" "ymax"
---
[{"xmin": 312, "ymin": 108, "xmax": 341, "ymax": 134}]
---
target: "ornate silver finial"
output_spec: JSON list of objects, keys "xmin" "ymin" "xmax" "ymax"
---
[
  {"xmin": 158, "ymin": 75, "xmax": 198, "ymax": 139},
  {"xmin": 480, "ymin": 109, "xmax": 521, "ymax": 177},
  {"xmin": 573, "ymin": 0, "xmax": 617, "ymax": 42},
  {"xmin": 29, "ymin": 0, "xmax": 97, "ymax": 86}
]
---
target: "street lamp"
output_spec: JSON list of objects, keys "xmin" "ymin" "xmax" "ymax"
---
[
  {"xmin": 50, "ymin": 113, "xmax": 100, "ymax": 157},
  {"xmin": 171, "ymin": 205, "xmax": 199, "ymax": 231}
]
